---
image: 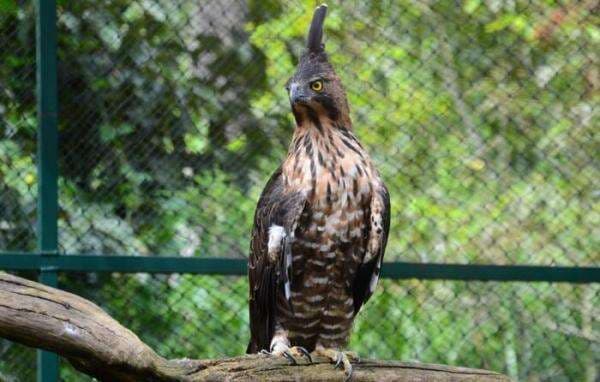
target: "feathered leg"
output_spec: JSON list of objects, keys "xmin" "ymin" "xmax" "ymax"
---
[{"xmin": 260, "ymin": 330, "xmax": 312, "ymax": 364}]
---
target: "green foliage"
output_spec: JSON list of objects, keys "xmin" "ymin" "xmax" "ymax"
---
[{"xmin": 0, "ymin": 0, "xmax": 597, "ymax": 381}]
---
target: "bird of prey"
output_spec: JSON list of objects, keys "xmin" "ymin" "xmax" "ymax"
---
[{"xmin": 247, "ymin": 4, "xmax": 390, "ymax": 379}]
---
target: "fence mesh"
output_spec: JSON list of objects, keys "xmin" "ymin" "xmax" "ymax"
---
[
  {"xmin": 0, "ymin": 0, "xmax": 598, "ymax": 381},
  {"xmin": 0, "ymin": 0, "xmax": 37, "ymax": 253}
]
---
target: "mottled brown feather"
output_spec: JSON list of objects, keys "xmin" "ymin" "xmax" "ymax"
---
[{"xmin": 247, "ymin": 4, "xmax": 390, "ymax": 354}]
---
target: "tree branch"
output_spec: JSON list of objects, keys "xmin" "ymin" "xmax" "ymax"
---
[{"xmin": 0, "ymin": 272, "xmax": 509, "ymax": 381}]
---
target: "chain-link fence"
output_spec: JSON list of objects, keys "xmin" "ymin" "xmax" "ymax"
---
[{"xmin": 1, "ymin": 0, "xmax": 598, "ymax": 381}]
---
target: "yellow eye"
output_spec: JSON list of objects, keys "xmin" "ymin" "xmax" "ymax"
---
[{"xmin": 311, "ymin": 80, "xmax": 323, "ymax": 92}]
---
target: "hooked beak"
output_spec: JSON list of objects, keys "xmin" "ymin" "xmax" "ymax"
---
[{"xmin": 289, "ymin": 83, "xmax": 309, "ymax": 105}]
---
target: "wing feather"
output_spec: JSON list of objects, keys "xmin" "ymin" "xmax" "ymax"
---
[
  {"xmin": 352, "ymin": 183, "xmax": 390, "ymax": 314},
  {"xmin": 247, "ymin": 168, "xmax": 305, "ymax": 353}
]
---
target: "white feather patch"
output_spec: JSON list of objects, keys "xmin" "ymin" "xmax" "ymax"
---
[
  {"xmin": 284, "ymin": 231, "xmax": 293, "ymax": 301},
  {"xmin": 369, "ymin": 273, "xmax": 380, "ymax": 293},
  {"xmin": 284, "ymin": 281, "xmax": 291, "ymax": 301},
  {"xmin": 369, "ymin": 257, "xmax": 382, "ymax": 293},
  {"xmin": 270, "ymin": 334, "xmax": 290, "ymax": 354},
  {"xmin": 267, "ymin": 225, "xmax": 285, "ymax": 258}
]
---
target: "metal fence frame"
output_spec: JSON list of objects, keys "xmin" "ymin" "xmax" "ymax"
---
[{"xmin": 1, "ymin": 2, "xmax": 598, "ymax": 381}]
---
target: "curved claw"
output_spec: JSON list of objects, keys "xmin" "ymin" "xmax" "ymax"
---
[
  {"xmin": 295, "ymin": 346, "xmax": 313, "ymax": 363},
  {"xmin": 312, "ymin": 348, "xmax": 355, "ymax": 381},
  {"xmin": 282, "ymin": 350, "xmax": 298, "ymax": 365},
  {"xmin": 334, "ymin": 352, "xmax": 344, "ymax": 369},
  {"xmin": 333, "ymin": 352, "xmax": 353, "ymax": 380},
  {"xmin": 266, "ymin": 343, "xmax": 312, "ymax": 365},
  {"xmin": 343, "ymin": 362, "xmax": 353, "ymax": 382}
]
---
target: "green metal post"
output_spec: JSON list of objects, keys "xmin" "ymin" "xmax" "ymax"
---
[
  {"xmin": 36, "ymin": 0, "xmax": 59, "ymax": 381},
  {"xmin": 36, "ymin": 270, "xmax": 59, "ymax": 381}
]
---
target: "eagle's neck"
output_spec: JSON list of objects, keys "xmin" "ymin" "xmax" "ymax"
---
[
  {"xmin": 291, "ymin": 100, "xmax": 352, "ymax": 132},
  {"xmin": 281, "ymin": 117, "xmax": 373, "ymax": 207}
]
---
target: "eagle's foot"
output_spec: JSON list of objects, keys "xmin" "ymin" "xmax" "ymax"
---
[
  {"xmin": 312, "ymin": 347, "xmax": 358, "ymax": 381},
  {"xmin": 260, "ymin": 345, "xmax": 312, "ymax": 365},
  {"xmin": 292, "ymin": 346, "xmax": 313, "ymax": 363}
]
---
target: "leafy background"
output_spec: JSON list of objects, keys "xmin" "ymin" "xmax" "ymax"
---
[{"xmin": 0, "ymin": 0, "xmax": 598, "ymax": 381}]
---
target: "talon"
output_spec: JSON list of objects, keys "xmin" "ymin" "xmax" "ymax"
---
[
  {"xmin": 312, "ymin": 347, "xmax": 355, "ymax": 380},
  {"xmin": 282, "ymin": 350, "xmax": 297, "ymax": 365},
  {"xmin": 296, "ymin": 346, "xmax": 313, "ymax": 363},
  {"xmin": 334, "ymin": 352, "xmax": 344, "ymax": 369},
  {"xmin": 259, "ymin": 349, "xmax": 271, "ymax": 355},
  {"xmin": 344, "ymin": 364, "xmax": 353, "ymax": 382},
  {"xmin": 344, "ymin": 351, "xmax": 359, "ymax": 361}
]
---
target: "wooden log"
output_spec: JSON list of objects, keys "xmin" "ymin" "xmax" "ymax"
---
[{"xmin": 0, "ymin": 272, "xmax": 509, "ymax": 381}]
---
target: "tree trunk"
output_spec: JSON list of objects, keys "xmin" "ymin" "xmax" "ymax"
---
[{"xmin": 0, "ymin": 272, "xmax": 509, "ymax": 381}]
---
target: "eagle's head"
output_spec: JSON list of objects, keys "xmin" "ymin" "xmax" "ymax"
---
[{"xmin": 286, "ymin": 5, "xmax": 351, "ymax": 128}]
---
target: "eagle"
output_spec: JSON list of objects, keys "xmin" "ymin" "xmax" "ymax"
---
[{"xmin": 247, "ymin": 5, "xmax": 390, "ymax": 379}]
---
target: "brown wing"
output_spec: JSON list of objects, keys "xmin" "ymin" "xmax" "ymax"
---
[
  {"xmin": 352, "ymin": 182, "xmax": 390, "ymax": 315},
  {"xmin": 247, "ymin": 167, "xmax": 306, "ymax": 353}
]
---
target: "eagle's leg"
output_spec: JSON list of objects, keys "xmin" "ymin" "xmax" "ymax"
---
[
  {"xmin": 311, "ymin": 345, "xmax": 359, "ymax": 381},
  {"xmin": 261, "ymin": 332, "xmax": 312, "ymax": 364}
]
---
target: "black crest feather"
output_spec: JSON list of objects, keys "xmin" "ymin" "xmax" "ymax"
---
[{"xmin": 306, "ymin": 4, "xmax": 327, "ymax": 53}]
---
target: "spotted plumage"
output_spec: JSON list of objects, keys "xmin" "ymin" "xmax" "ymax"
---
[{"xmin": 247, "ymin": 5, "xmax": 390, "ymax": 377}]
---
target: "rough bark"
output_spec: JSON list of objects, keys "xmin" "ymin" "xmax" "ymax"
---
[{"xmin": 0, "ymin": 272, "xmax": 509, "ymax": 381}]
